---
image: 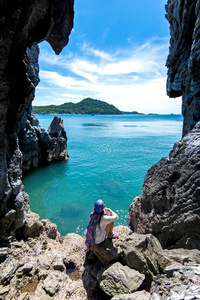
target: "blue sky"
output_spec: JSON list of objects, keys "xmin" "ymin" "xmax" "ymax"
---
[{"xmin": 35, "ymin": 0, "xmax": 182, "ymax": 114}]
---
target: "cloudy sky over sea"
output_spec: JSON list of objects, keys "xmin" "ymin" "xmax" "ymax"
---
[{"xmin": 35, "ymin": 0, "xmax": 182, "ymax": 114}]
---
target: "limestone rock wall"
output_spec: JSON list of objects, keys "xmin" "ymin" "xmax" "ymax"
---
[
  {"xmin": 0, "ymin": 0, "xmax": 74, "ymax": 244},
  {"xmin": 166, "ymin": 0, "xmax": 200, "ymax": 136},
  {"xmin": 129, "ymin": 122, "xmax": 200, "ymax": 250}
]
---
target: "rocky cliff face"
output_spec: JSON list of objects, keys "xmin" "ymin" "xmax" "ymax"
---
[
  {"xmin": 129, "ymin": 122, "xmax": 200, "ymax": 249},
  {"xmin": 129, "ymin": 0, "xmax": 200, "ymax": 250},
  {"xmin": 18, "ymin": 45, "xmax": 68, "ymax": 173},
  {"xmin": 0, "ymin": 0, "xmax": 74, "ymax": 244},
  {"xmin": 166, "ymin": 0, "xmax": 200, "ymax": 136}
]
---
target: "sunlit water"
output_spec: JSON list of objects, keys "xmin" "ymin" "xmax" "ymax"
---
[{"xmin": 22, "ymin": 114, "xmax": 183, "ymax": 236}]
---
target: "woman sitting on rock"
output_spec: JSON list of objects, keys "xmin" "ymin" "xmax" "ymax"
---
[{"xmin": 85, "ymin": 199, "xmax": 119, "ymax": 251}]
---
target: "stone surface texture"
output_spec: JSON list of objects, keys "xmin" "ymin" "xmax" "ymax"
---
[
  {"xmin": 166, "ymin": 0, "xmax": 200, "ymax": 136},
  {"xmin": 150, "ymin": 263, "xmax": 200, "ymax": 300},
  {"xmin": 0, "ymin": 0, "xmax": 74, "ymax": 244},
  {"xmin": 0, "ymin": 223, "xmax": 88, "ymax": 300},
  {"xmin": 98, "ymin": 262, "xmax": 145, "ymax": 297},
  {"xmin": 1, "ymin": 225, "xmax": 200, "ymax": 299},
  {"xmin": 129, "ymin": 122, "xmax": 200, "ymax": 250},
  {"xmin": 111, "ymin": 291, "xmax": 151, "ymax": 300}
]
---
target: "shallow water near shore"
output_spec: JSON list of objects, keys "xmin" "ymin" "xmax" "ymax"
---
[{"xmin": 22, "ymin": 114, "xmax": 183, "ymax": 236}]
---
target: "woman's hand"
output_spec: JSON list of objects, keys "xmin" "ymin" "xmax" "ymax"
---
[{"xmin": 104, "ymin": 207, "xmax": 113, "ymax": 216}]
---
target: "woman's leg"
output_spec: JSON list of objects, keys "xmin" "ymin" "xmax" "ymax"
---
[{"xmin": 106, "ymin": 222, "xmax": 114, "ymax": 236}]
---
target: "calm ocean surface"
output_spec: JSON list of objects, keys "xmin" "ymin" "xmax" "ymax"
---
[{"xmin": 22, "ymin": 114, "xmax": 183, "ymax": 236}]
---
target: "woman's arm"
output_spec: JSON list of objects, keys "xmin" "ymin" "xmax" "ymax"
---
[{"xmin": 101, "ymin": 208, "xmax": 119, "ymax": 226}]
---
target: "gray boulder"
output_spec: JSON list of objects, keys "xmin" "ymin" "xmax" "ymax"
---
[
  {"xmin": 0, "ymin": 256, "xmax": 19, "ymax": 284},
  {"xmin": 129, "ymin": 122, "xmax": 200, "ymax": 250},
  {"xmin": 121, "ymin": 233, "xmax": 162, "ymax": 275},
  {"xmin": 93, "ymin": 226, "xmax": 163, "ymax": 276},
  {"xmin": 98, "ymin": 262, "xmax": 145, "ymax": 297},
  {"xmin": 157, "ymin": 248, "xmax": 200, "ymax": 272}
]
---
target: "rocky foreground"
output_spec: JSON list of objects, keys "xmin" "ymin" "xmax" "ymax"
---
[{"xmin": 0, "ymin": 224, "xmax": 200, "ymax": 300}]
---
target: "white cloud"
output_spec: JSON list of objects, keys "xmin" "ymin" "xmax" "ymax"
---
[{"xmin": 35, "ymin": 38, "xmax": 182, "ymax": 114}]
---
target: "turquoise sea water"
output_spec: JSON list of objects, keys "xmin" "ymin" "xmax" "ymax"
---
[{"xmin": 22, "ymin": 114, "xmax": 183, "ymax": 236}]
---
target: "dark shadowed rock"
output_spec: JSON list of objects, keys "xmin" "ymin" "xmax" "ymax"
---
[
  {"xmin": 0, "ymin": 0, "xmax": 74, "ymax": 242},
  {"xmin": 166, "ymin": 0, "xmax": 200, "ymax": 136},
  {"xmin": 18, "ymin": 47, "xmax": 69, "ymax": 173},
  {"xmin": 48, "ymin": 116, "xmax": 67, "ymax": 139},
  {"xmin": 129, "ymin": 122, "xmax": 200, "ymax": 250},
  {"xmin": 19, "ymin": 113, "xmax": 69, "ymax": 173}
]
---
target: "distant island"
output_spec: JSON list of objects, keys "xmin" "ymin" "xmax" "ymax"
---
[
  {"xmin": 121, "ymin": 111, "xmax": 144, "ymax": 115},
  {"xmin": 33, "ymin": 98, "xmax": 123, "ymax": 115},
  {"xmin": 32, "ymin": 97, "xmax": 145, "ymax": 115}
]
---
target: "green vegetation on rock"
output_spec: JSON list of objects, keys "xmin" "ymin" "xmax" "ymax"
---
[{"xmin": 33, "ymin": 98, "xmax": 122, "ymax": 115}]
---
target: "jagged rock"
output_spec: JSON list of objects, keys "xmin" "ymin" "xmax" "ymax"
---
[
  {"xmin": 98, "ymin": 262, "xmax": 145, "ymax": 297},
  {"xmin": 0, "ymin": 286, "xmax": 10, "ymax": 298},
  {"xmin": 42, "ymin": 271, "xmax": 65, "ymax": 296},
  {"xmin": 52, "ymin": 254, "xmax": 65, "ymax": 272},
  {"xmin": 150, "ymin": 263, "xmax": 200, "ymax": 300},
  {"xmin": 111, "ymin": 291, "xmax": 150, "ymax": 300},
  {"xmin": 0, "ymin": 0, "xmax": 74, "ymax": 242},
  {"xmin": 41, "ymin": 219, "xmax": 58, "ymax": 240},
  {"xmin": 1, "ymin": 229, "xmax": 87, "ymax": 299},
  {"xmin": 129, "ymin": 122, "xmax": 200, "ymax": 250},
  {"xmin": 166, "ymin": 0, "xmax": 200, "ymax": 136},
  {"xmin": 93, "ymin": 228, "xmax": 162, "ymax": 276},
  {"xmin": 19, "ymin": 112, "xmax": 69, "ymax": 174},
  {"xmin": 27, "ymin": 45, "xmax": 40, "ymax": 88},
  {"xmin": 48, "ymin": 116, "xmax": 67, "ymax": 138},
  {"xmin": 0, "ymin": 247, "xmax": 11, "ymax": 263},
  {"xmin": 62, "ymin": 233, "xmax": 87, "ymax": 270},
  {"xmin": 0, "ymin": 256, "xmax": 19, "ymax": 284},
  {"xmin": 17, "ymin": 263, "xmax": 34, "ymax": 276},
  {"xmin": 92, "ymin": 225, "xmax": 132, "ymax": 265},
  {"xmin": 121, "ymin": 233, "xmax": 162, "ymax": 276},
  {"xmin": 158, "ymin": 248, "xmax": 200, "ymax": 272},
  {"xmin": 37, "ymin": 253, "xmax": 54, "ymax": 271}
]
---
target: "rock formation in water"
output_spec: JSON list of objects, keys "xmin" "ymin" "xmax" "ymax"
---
[
  {"xmin": 0, "ymin": 0, "xmax": 74, "ymax": 244},
  {"xmin": 166, "ymin": 0, "xmax": 200, "ymax": 136},
  {"xmin": 19, "ymin": 113, "xmax": 69, "ymax": 173}
]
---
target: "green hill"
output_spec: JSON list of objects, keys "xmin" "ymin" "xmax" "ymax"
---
[{"xmin": 33, "ymin": 98, "xmax": 122, "ymax": 115}]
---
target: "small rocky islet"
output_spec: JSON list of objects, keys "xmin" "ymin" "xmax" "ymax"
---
[{"xmin": 0, "ymin": 0, "xmax": 200, "ymax": 299}]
